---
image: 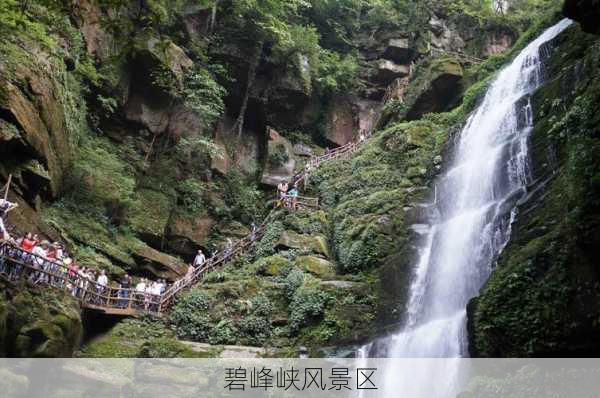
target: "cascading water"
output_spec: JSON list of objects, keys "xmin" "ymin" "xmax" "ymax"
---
[{"xmin": 366, "ymin": 19, "xmax": 573, "ymax": 397}]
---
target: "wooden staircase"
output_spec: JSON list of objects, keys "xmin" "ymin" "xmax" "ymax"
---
[{"xmin": 0, "ymin": 135, "xmax": 369, "ymax": 318}]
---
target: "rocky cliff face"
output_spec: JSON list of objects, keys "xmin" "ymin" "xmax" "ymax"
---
[
  {"xmin": 467, "ymin": 22, "xmax": 600, "ymax": 357},
  {"xmin": 0, "ymin": 0, "xmax": 567, "ymax": 357}
]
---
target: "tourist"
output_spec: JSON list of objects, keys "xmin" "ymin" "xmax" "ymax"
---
[
  {"xmin": 224, "ymin": 238, "xmax": 233, "ymax": 258},
  {"xmin": 288, "ymin": 184, "xmax": 299, "ymax": 210},
  {"xmin": 277, "ymin": 182, "xmax": 286, "ymax": 200},
  {"xmin": 250, "ymin": 222, "xmax": 257, "ymax": 241},
  {"xmin": 20, "ymin": 232, "xmax": 36, "ymax": 252},
  {"xmin": 119, "ymin": 274, "xmax": 131, "ymax": 308},
  {"xmin": 31, "ymin": 241, "xmax": 48, "ymax": 284},
  {"xmin": 0, "ymin": 198, "xmax": 17, "ymax": 241},
  {"xmin": 97, "ymin": 269, "xmax": 108, "ymax": 304},
  {"xmin": 135, "ymin": 278, "xmax": 146, "ymax": 308},
  {"xmin": 53, "ymin": 242, "xmax": 64, "ymax": 262},
  {"xmin": 193, "ymin": 249, "xmax": 206, "ymax": 269},
  {"xmin": 185, "ymin": 263, "xmax": 195, "ymax": 282},
  {"xmin": 359, "ymin": 130, "xmax": 366, "ymax": 143}
]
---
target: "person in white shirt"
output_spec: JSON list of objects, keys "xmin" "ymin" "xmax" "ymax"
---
[
  {"xmin": 135, "ymin": 278, "xmax": 146, "ymax": 309},
  {"xmin": 96, "ymin": 270, "xmax": 108, "ymax": 304},
  {"xmin": 31, "ymin": 243, "xmax": 47, "ymax": 284},
  {"xmin": 193, "ymin": 249, "xmax": 206, "ymax": 268},
  {"xmin": 0, "ymin": 198, "xmax": 17, "ymax": 241}
]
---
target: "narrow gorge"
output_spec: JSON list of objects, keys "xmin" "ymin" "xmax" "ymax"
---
[{"xmin": 0, "ymin": 0, "xmax": 598, "ymax": 374}]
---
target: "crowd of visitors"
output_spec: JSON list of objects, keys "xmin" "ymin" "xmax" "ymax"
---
[
  {"xmin": 0, "ymin": 129, "xmax": 371, "ymax": 313},
  {"xmin": 0, "ymin": 222, "xmax": 257, "ymax": 313}
]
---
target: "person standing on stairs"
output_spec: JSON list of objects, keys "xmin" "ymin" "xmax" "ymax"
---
[
  {"xmin": 288, "ymin": 184, "xmax": 299, "ymax": 210},
  {"xmin": 224, "ymin": 238, "xmax": 233, "ymax": 258},
  {"xmin": 193, "ymin": 249, "xmax": 206, "ymax": 269}
]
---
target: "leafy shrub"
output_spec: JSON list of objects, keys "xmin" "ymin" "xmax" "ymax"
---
[
  {"xmin": 169, "ymin": 290, "xmax": 213, "ymax": 340},
  {"xmin": 255, "ymin": 221, "xmax": 285, "ymax": 258},
  {"xmin": 208, "ymin": 320, "xmax": 237, "ymax": 345},
  {"xmin": 268, "ymin": 143, "xmax": 290, "ymax": 166},
  {"xmin": 289, "ymin": 283, "xmax": 330, "ymax": 333},
  {"xmin": 316, "ymin": 49, "xmax": 359, "ymax": 94},
  {"xmin": 176, "ymin": 178, "xmax": 206, "ymax": 217},
  {"xmin": 183, "ymin": 68, "xmax": 227, "ymax": 129},
  {"xmin": 284, "ymin": 268, "xmax": 306, "ymax": 300}
]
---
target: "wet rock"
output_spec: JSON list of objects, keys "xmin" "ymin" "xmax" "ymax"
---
[
  {"xmin": 320, "ymin": 280, "xmax": 356, "ymax": 289},
  {"xmin": 428, "ymin": 14, "xmax": 466, "ymax": 52},
  {"xmin": 484, "ymin": 31, "xmax": 515, "ymax": 56},
  {"xmin": 0, "ymin": 74, "xmax": 71, "ymax": 198},
  {"xmin": 218, "ymin": 221, "xmax": 250, "ymax": 239},
  {"xmin": 211, "ymin": 117, "xmax": 261, "ymax": 176},
  {"xmin": 124, "ymin": 93, "xmax": 170, "ymax": 134},
  {"xmin": 384, "ymin": 77, "xmax": 411, "ymax": 103},
  {"xmin": 72, "ymin": 0, "xmax": 113, "ymax": 59},
  {"xmin": 167, "ymin": 104, "xmax": 205, "ymax": 140},
  {"xmin": 135, "ymin": 34, "xmax": 193, "ymax": 84},
  {"xmin": 293, "ymin": 143, "xmax": 314, "ymax": 157}
]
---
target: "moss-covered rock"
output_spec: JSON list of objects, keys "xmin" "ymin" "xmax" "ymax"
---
[
  {"xmin": 256, "ymin": 255, "xmax": 292, "ymax": 276},
  {"xmin": 295, "ymin": 256, "xmax": 335, "ymax": 278},
  {"xmin": 1, "ymin": 286, "xmax": 82, "ymax": 357},
  {"xmin": 468, "ymin": 25, "xmax": 600, "ymax": 357},
  {"xmin": 78, "ymin": 318, "xmax": 205, "ymax": 358},
  {"xmin": 276, "ymin": 230, "xmax": 330, "ymax": 258},
  {"xmin": 129, "ymin": 188, "xmax": 174, "ymax": 246}
]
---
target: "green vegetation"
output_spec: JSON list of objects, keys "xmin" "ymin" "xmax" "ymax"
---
[
  {"xmin": 1, "ymin": 0, "xmax": 592, "ymax": 359},
  {"xmin": 469, "ymin": 24, "xmax": 600, "ymax": 357}
]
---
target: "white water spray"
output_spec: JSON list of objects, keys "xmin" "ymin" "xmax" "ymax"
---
[{"xmin": 369, "ymin": 19, "xmax": 572, "ymax": 397}]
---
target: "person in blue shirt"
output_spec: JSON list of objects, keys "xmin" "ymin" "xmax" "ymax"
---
[{"xmin": 288, "ymin": 185, "xmax": 299, "ymax": 210}]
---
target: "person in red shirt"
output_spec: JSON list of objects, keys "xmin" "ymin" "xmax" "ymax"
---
[{"xmin": 21, "ymin": 232, "xmax": 36, "ymax": 252}]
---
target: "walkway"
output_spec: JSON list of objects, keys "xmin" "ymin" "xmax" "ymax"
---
[{"xmin": 0, "ymin": 136, "xmax": 368, "ymax": 318}]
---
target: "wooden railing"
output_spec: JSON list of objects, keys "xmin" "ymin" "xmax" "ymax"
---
[
  {"xmin": 0, "ymin": 243, "xmax": 163, "ymax": 316},
  {"xmin": 0, "ymin": 132, "xmax": 372, "ymax": 318}
]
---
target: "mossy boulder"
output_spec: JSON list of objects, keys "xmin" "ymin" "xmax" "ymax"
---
[
  {"xmin": 1, "ymin": 287, "xmax": 82, "ymax": 357},
  {"xmin": 276, "ymin": 230, "xmax": 330, "ymax": 258},
  {"xmin": 78, "ymin": 319, "xmax": 204, "ymax": 358},
  {"xmin": 282, "ymin": 210, "xmax": 330, "ymax": 236},
  {"xmin": 295, "ymin": 256, "xmax": 335, "ymax": 279},
  {"xmin": 130, "ymin": 241, "xmax": 187, "ymax": 281},
  {"xmin": 256, "ymin": 255, "xmax": 292, "ymax": 276}
]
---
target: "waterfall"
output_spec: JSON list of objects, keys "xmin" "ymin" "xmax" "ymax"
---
[{"xmin": 368, "ymin": 19, "xmax": 573, "ymax": 397}]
